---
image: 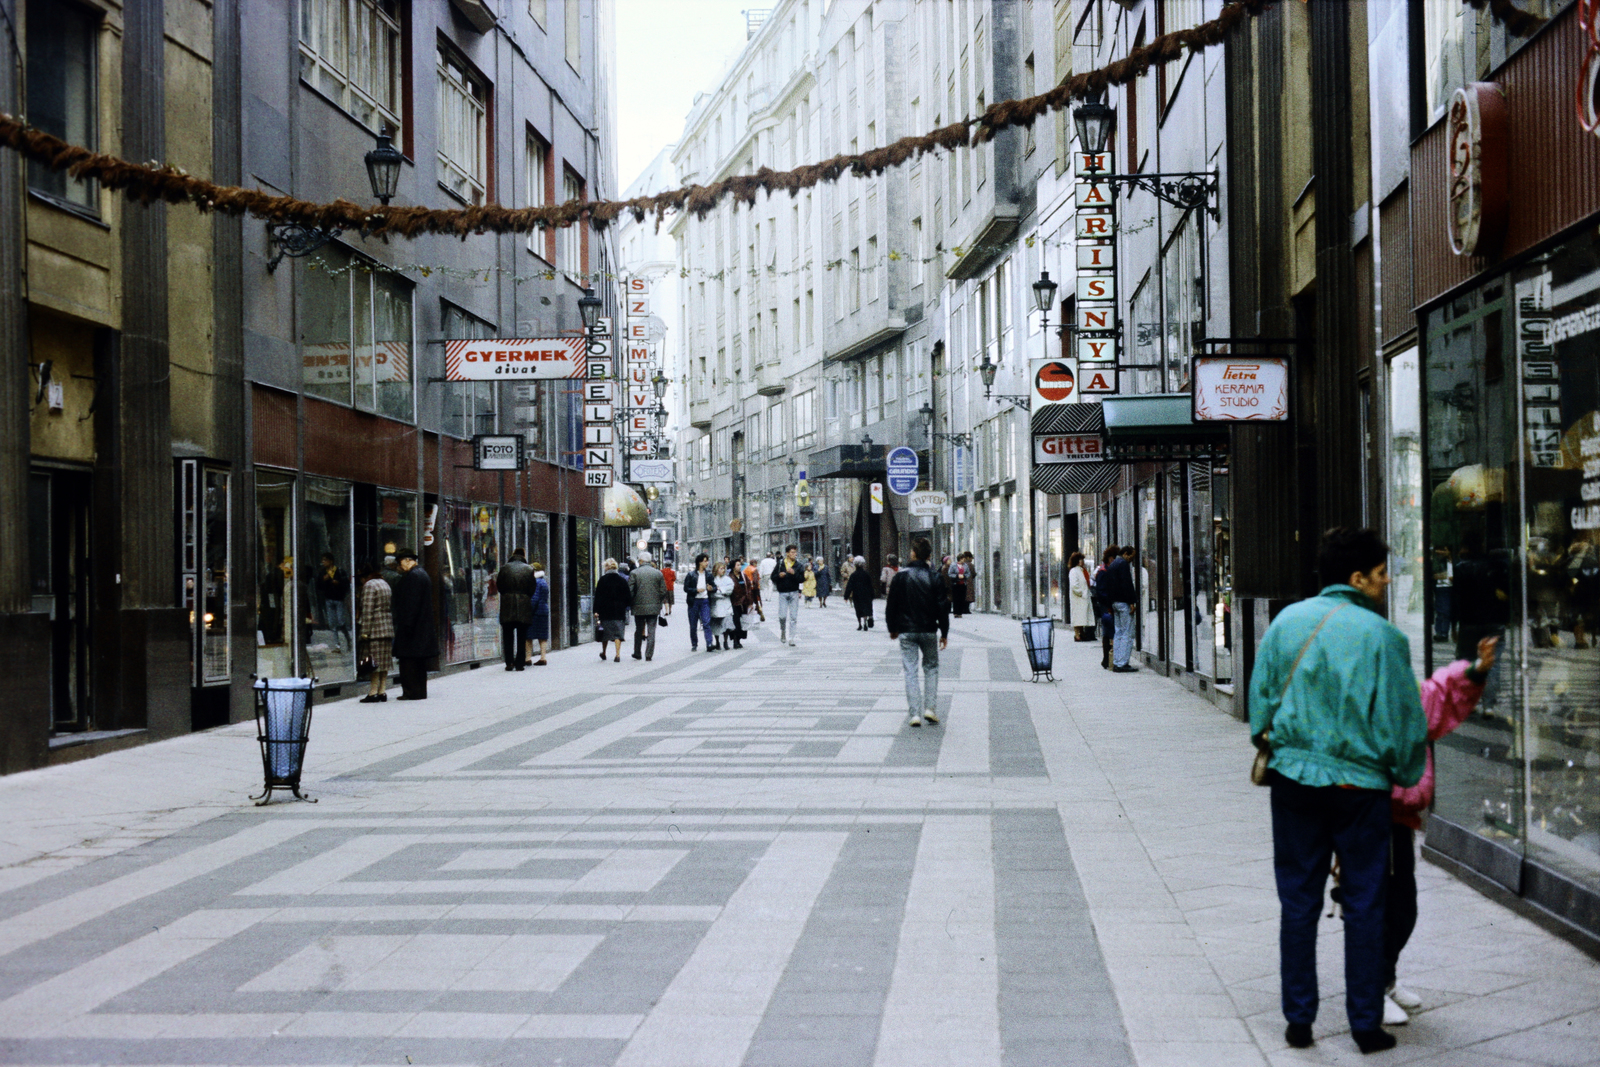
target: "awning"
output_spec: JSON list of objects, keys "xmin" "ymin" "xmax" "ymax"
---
[
  {"xmin": 807, "ymin": 443, "xmax": 888, "ymax": 479},
  {"xmin": 1100, "ymin": 393, "xmax": 1228, "ymax": 462}
]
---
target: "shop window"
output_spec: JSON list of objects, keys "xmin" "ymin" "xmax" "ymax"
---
[
  {"xmin": 1387, "ymin": 347, "xmax": 1427, "ymax": 677},
  {"xmin": 441, "ymin": 303, "xmax": 496, "ymax": 439},
  {"xmin": 179, "ymin": 462, "xmax": 232, "ymax": 686},
  {"xmin": 255, "ymin": 471, "xmax": 297, "ymax": 680},
  {"xmin": 26, "ymin": 0, "xmax": 99, "ymax": 212},
  {"xmin": 300, "ymin": 246, "xmax": 414, "ymax": 418},
  {"xmin": 441, "ymin": 502, "xmax": 500, "ymax": 663},
  {"xmin": 437, "ymin": 44, "xmax": 489, "ymax": 205},
  {"xmin": 299, "ymin": 0, "xmax": 405, "ymax": 136},
  {"xmin": 303, "ymin": 476, "xmax": 355, "ymax": 685}
]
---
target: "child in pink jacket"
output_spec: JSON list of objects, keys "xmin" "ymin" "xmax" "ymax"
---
[{"xmin": 1384, "ymin": 634, "xmax": 1498, "ymax": 1023}]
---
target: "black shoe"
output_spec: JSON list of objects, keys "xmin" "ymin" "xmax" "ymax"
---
[
  {"xmin": 632, "ymin": 652, "xmax": 642, "ymax": 660},
  {"xmin": 506, "ymin": 665, "xmax": 515, "ymax": 671},
  {"xmin": 360, "ymin": 694, "xmax": 380, "ymax": 703},
  {"xmin": 1285, "ymin": 1023, "xmax": 1313, "ymax": 1049},
  {"xmin": 1352, "ymin": 1029, "xmax": 1396, "ymax": 1054},
  {"xmin": 600, "ymin": 649, "xmax": 607, "ymax": 660},
  {"xmin": 378, "ymin": 693, "xmax": 387, "ymax": 701},
  {"xmin": 1112, "ymin": 665, "xmax": 1138, "ymax": 673},
  {"xmin": 515, "ymin": 666, "xmax": 525, "ymax": 671}
]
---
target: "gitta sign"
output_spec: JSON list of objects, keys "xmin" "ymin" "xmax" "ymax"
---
[{"xmin": 1032, "ymin": 433, "xmax": 1105, "ymax": 464}]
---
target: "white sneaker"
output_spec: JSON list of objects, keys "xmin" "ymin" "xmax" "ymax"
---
[
  {"xmin": 908, "ymin": 714, "xmax": 923, "ymax": 728},
  {"xmin": 1388, "ymin": 983, "xmax": 1422, "ymax": 1010},
  {"xmin": 1382, "ymin": 994, "xmax": 1409, "ymax": 1026},
  {"xmin": 788, "ymin": 638, "xmax": 796, "ymax": 646},
  {"xmin": 922, "ymin": 708, "xmax": 940, "ymax": 725}
]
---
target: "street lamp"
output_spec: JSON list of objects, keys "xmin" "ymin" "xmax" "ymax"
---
[
  {"xmin": 364, "ymin": 129, "xmax": 405, "ymax": 205},
  {"xmin": 979, "ymin": 353, "xmax": 999, "ymax": 396},
  {"xmin": 861, "ymin": 433, "xmax": 874, "ymax": 450},
  {"xmin": 786, "ymin": 456, "xmax": 797, "ymax": 482},
  {"xmin": 1032, "ymin": 270, "xmax": 1059, "ymax": 316},
  {"xmin": 1072, "ymin": 98, "xmax": 1117, "ymax": 158},
  {"xmin": 651, "ymin": 370, "xmax": 669, "ymax": 398},
  {"xmin": 578, "ymin": 287, "xmax": 603, "ymax": 330}
]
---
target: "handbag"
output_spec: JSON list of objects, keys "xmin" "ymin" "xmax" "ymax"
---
[
  {"xmin": 658, "ymin": 615, "xmax": 669, "ymax": 627},
  {"xmin": 1252, "ymin": 605, "xmax": 1345, "ymax": 785},
  {"xmin": 358, "ymin": 655, "xmax": 375, "ymax": 675}
]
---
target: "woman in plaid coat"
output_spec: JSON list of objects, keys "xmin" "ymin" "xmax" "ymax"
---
[{"xmin": 357, "ymin": 560, "xmax": 394, "ymax": 702}]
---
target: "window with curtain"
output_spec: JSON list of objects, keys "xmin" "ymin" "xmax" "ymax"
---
[
  {"xmin": 436, "ymin": 46, "xmax": 489, "ymax": 205},
  {"xmin": 526, "ymin": 130, "xmax": 551, "ymax": 260},
  {"xmin": 560, "ymin": 168, "xmax": 586, "ymax": 280},
  {"xmin": 299, "ymin": 0, "xmax": 404, "ymax": 136},
  {"xmin": 26, "ymin": 0, "xmax": 98, "ymax": 211}
]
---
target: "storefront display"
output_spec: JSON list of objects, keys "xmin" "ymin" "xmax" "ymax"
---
[
  {"xmin": 442, "ymin": 501, "xmax": 500, "ymax": 663},
  {"xmin": 255, "ymin": 470, "xmax": 296, "ymax": 680},
  {"xmin": 302, "ymin": 477, "xmax": 354, "ymax": 684},
  {"xmin": 1426, "ymin": 231, "xmax": 1600, "ymax": 902}
]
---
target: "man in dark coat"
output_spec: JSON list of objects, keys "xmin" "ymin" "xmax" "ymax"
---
[
  {"xmin": 1103, "ymin": 544, "xmax": 1139, "ymax": 672},
  {"xmin": 496, "ymin": 548, "xmax": 536, "ymax": 671},
  {"xmin": 391, "ymin": 548, "xmax": 439, "ymax": 699}
]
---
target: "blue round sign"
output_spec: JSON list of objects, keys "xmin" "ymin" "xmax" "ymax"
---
[{"xmin": 886, "ymin": 446, "xmax": 920, "ymax": 495}]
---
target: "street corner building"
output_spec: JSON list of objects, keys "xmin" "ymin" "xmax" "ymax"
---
[{"xmin": 0, "ymin": 0, "xmax": 633, "ymax": 773}]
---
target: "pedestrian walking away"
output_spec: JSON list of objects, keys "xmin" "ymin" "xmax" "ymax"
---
[
  {"xmin": 1067, "ymin": 550, "xmax": 1095, "ymax": 640},
  {"xmin": 684, "ymin": 553, "xmax": 713, "ymax": 650},
  {"xmin": 355, "ymin": 560, "xmax": 392, "ymax": 702},
  {"xmin": 1103, "ymin": 545, "xmax": 1138, "ymax": 671},
  {"xmin": 1383, "ymin": 633, "xmax": 1497, "ymax": 1025},
  {"xmin": 593, "ymin": 559, "xmax": 631, "ymax": 663},
  {"xmin": 771, "ymin": 544, "xmax": 805, "ymax": 645},
  {"xmin": 814, "ymin": 557, "xmax": 832, "ymax": 606},
  {"xmin": 527, "ymin": 562, "xmax": 552, "ymax": 665},
  {"xmin": 1249, "ymin": 527, "xmax": 1429, "ymax": 1055},
  {"xmin": 802, "ymin": 558, "xmax": 817, "ymax": 605},
  {"xmin": 742, "ymin": 557, "xmax": 765, "ymax": 621},
  {"xmin": 628, "ymin": 550, "xmax": 671, "ymax": 660},
  {"xmin": 845, "ymin": 555, "xmax": 875, "ymax": 629},
  {"xmin": 390, "ymin": 548, "xmax": 438, "ymax": 700},
  {"xmin": 495, "ymin": 548, "xmax": 536, "ymax": 671},
  {"xmin": 729, "ymin": 563, "xmax": 753, "ymax": 648},
  {"xmin": 1092, "ymin": 547, "xmax": 1117, "ymax": 668},
  {"xmin": 887, "ymin": 537, "xmax": 950, "ymax": 728},
  {"xmin": 709, "ymin": 562, "xmax": 735, "ymax": 650},
  {"xmin": 879, "ymin": 555, "xmax": 899, "ymax": 598}
]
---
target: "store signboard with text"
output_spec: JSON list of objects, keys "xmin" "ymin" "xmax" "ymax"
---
[
  {"xmin": 1191, "ymin": 356, "xmax": 1290, "ymax": 422},
  {"xmin": 445, "ymin": 337, "xmax": 586, "ymax": 380}
]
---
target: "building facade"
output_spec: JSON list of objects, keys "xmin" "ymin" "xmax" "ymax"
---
[{"xmin": 241, "ymin": 0, "xmax": 620, "ymax": 691}]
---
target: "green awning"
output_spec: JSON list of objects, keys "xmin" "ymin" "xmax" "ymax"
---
[{"xmin": 1101, "ymin": 394, "xmax": 1218, "ymax": 438}]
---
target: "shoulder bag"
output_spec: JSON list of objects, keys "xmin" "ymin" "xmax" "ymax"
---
[{"xmin": 1252, "ymin": 605, "xmax": 1345, "ymax": 786}]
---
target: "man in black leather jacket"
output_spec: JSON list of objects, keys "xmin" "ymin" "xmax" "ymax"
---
[{"xmin": 886, "ymin": 537, "xmax": 950, "ymax": 728}]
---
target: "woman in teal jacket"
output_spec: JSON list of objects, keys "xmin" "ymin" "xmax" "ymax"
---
[{"xmin": 1248, "ymin": 527, "xmax": 1427, "ymax": 1055}]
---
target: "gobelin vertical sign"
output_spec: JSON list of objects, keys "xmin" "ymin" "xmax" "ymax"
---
[
  {"xmin": 584, "ymin": 317, "xmax": 614, "ymax": 488},
  {"xmin": 1076, "ymin": 151, "xmax": 1118, "ymax": 395}
]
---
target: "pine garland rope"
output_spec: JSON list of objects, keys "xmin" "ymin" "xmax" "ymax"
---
[{"xmin": 0, "ymin": 0, "xmax": 1276, "ymax": 242}]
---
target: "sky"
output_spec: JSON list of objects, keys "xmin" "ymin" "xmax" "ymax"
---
[{"xmin": 614, "ymin": 0, "xmax": 753, "ymax": 192}]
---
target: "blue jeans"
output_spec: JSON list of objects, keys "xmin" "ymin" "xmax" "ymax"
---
[
  {"xmin": 1269, "ymin": 773, "xmax": 1391, "ymax": 1033},
  {"xmin": 1111, "ymin": 602, "xmax": 1134, "ymax": 667},
  {"xmin": 689, "ymin": 599, "xmax": 712, "ymax": 647},
  {"xmin": 898, "ymin": 633, "xmax": 939, "ymax": 714},
  {"xmin": 1433, "ymin": 587, "xmax": 1452, "ymax": 637},
  {"xmin": 779, "ymin": 591, "xmax": 801, "ymax": 641}
]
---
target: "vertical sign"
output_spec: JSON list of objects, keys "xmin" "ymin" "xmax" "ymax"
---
[
  {"xmin": 626, "ymin": 277, "xmax": 656, "ymax": 468},
  {"xmin": 584, "ymin": 316, "xmax": 613, "ymax": 487},
  {"xmin": 1076, "ymin": 151, "xmax": 1119, "ymax": 396}
]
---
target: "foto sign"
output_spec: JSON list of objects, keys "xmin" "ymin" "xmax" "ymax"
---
[
  {"xmin": 885, "ymin": 446, "xmax": 919, "ymax": 495},
  {"xmin": 1191, "ymin": 356, "xmax": 1290, "ymax": 422},
  {"xmin": 445, "ymin": 337, "xmax": 586, "ymax": 380},
  {"xmin": 1033, "ymin": 433, "xmax": 1105, "ymax": 464},
  {"xmin": 473, "ymin": 434, "xmax": 525, "ymax": 471}
]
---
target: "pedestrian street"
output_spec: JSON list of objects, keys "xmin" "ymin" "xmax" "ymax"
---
[{"xmin": 1, "ymin": 607, "xmax": 1598, "ymax": 1067}]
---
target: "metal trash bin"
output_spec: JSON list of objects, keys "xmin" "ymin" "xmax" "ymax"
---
[
  {"xmin": 1021, "ymin": 617, "xmax": 1056, "ymax": 682},
  {"xmin": 252, "ymin": 677, "xmax": 319, "ymax": 805}
]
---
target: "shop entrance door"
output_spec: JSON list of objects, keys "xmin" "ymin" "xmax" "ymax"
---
[{"xmin": 29, "ymin": 470, "xmax": 93, "ymax": 734}]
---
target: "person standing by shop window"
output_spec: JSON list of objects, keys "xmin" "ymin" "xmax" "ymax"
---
[
  {"xmin": 316, "ymin": 553, "xmax": 350, "ymax": 652},
  {"xmin": 528, "ymin": 562, "xmax": 552, "ymax": 666},
  {"xmin": 391, "ymin": 549, "xmax": 438, "ymax": 700},
  {"xmin": 356, "ymin": 560, "xmax": 392, "ymax": 703},
  {"xmin": 1067, "ymin": 551, "xmax": 1095, "ymax": 641},
  {"xmin": 1103, "ymin": 545, "xmax": 1139, "ymax": 672},
  {"xmin": 496, "ymin": 548, "xmax": 535, "ymax": 671}
]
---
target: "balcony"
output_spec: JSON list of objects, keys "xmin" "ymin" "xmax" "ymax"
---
[
  {"xmin": 754, "ymin": 357, "xmax": 787, "ymax": 396},
  {"xmin": 825, "ymin": 312, "xmax": 909, "ymax": 364}
]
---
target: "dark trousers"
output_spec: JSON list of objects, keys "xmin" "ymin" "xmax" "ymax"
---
[
  {"xmin": 398, "ymin": 656, "xmax": 428, "ymax": 699},
  {"xmin": 502, "ymin": 621, "xmax": 530, "ymax": 668},
  {"xmin": 690, "ymin": 599, "xmax": 712, "ymax": 648},
  {"xmin": 1269, "ymin": 772, "xmax": 1390, "ymax": 1033},
  {"xmin": 1384, "ymin": 825, "xmax": 1417, "ymax": 987},
  {"xmin": 633, "ymin": 615, "xmax": 658, "ymax": 659}
]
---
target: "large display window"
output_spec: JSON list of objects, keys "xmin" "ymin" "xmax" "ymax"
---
[
  {"xmin": 302, "ymin": 476, "xmax": 355, "ymax": 684},
  {"xmin": 1426, "ymin": 229, "xmax": 1600, "ymax": 901},
  {"xmin": 255, "ymin": 470, "xmax": 296, "ymax": 679},
  {"xmin": 442, "ymin": 501, "xmax": 500, "ymax": 663}
]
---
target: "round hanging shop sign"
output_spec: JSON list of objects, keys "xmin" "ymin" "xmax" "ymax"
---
[{"xmin": 1446, "ymin": 81, "xmax": 1509, "ymax": 257}]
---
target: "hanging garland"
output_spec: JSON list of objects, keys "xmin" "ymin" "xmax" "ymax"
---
[
  {"xmin": 0, "ymin": 0, "xmax": 1270, "ymax": 242},
  {"xmin": 1465, "ymin": 0, "xmax": 1549, "ymax": 38}
]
